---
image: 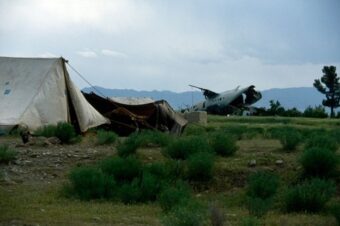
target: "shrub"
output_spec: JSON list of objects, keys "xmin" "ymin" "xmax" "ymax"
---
[
  {"xmin": 277, "ymin": 128, "xmax": 302, "ymax": 151},
  {"xmin": 143, "ymin": 162, "xmax": 170, "ymax": 181},
  {"xmin": 329, "ymin": 202, "xmax": 340, "ymax": 225},
  {"xmin": 246, "ymin": 197, "xmax": 272, "ymax": 217},
  {"xmin": 117, "ymin": 133, "xmax": 140, "ymax": 157},
  {"xmin": 210, "ymin": 132, "xmax": 238, "ymax": 156},
  {"xmin": 300, "ymin": 147, "xmax": 338, "ymax": 178},
  {"xmin": 158, "ymin": 182, "xmax": 191, "ymax": 212},
  {"xmin": 162, "ymin": 200, "xmax": 206, "ymax": 226},
  {"xmin": 305, "ymin": 134, "xmax": 338, "ymax": 152},
  {"xmin": 240, "ymin": 216, "xmax": 261, "ymax": 226},
  {"xmin": 164, "ymin": 136, "xmax": 212, "ymax": 160},
  {"xmin": 35, "ymin": 124, "xmax": 58, "ymax": 137},
  {"xmin": 139, "ymin": 172, "xmax": 162, "ymax": 202},
  {"xmin": 68, "ymin": 166, "xmax": 115, "ymax": 200},
  {"xmin": 284, "ymin": 178, "xmax": 336, "ymax": 213},
  {"xmin": 186, "ymin": 152, "xmax": 215, "ymax": 181},
  {"xmin": 35, "ymin": 122, "xmax": 79, "ymax": 144},
  {"xmin": 99, "ymin": 156, "xmax": 142, "ymax": 183},
  {"xmin": 0, "ymin": 145, "xmax": 17, "ymax": 164},
  {"xmin": 96, "ymin": 130, "xmax": 118, "ymax": 145},
  {"xmin": 183, "ymin": 124, "xmax": 207, "ymax": 136},
  {"xmin": 246, "ymin": 171, "xmax": 279, "ymax": 200},
  {"xmin": 137, "ymin": 130, "xmax": 172, "ymax": 147},
  {"xmin": 118, "ymin": 179, "xmax": 141, "ymax": 204}
]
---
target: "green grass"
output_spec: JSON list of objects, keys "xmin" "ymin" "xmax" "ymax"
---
[
  {"xmin": 1, "ymin": 115, "xmax": 339, "ymax": 226},
  {"xmin": 0, "ymin": 144, "xmax": 17, "ymax": 163}
]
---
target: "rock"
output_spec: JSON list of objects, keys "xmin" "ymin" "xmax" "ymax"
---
[
  {"xmin": 275, "ymin": 160, "xmax": 284, "ymax": 166},
  {"xmin": 47, "ymin": 137, "xmax": 61, "ymax": 145},
  {"xmin": 248, "ymin": 159, "xmax": 256, "ymax": 167},
  {"xmin": 29, "ymin": 153, "xmax": 38, "ymax": 158},
  {"xmin": 93, "ymin": 216, "xmax": 101, "ymax": 222}
]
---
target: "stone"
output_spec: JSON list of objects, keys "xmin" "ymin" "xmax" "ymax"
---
[
  {"xmin": 47, "ymin": 137, "xmax": 61, "ymax": 145},
  {"xmin": 275, "ymin": 160, "xmax": 284, "ymax": 166},
  {"xmin": 248, "ymin": 159, "xmax": 256, "ymax": 167},
  {"xmin": 183, "ymin": 111, "xmax": 208, "ymax": 125}
]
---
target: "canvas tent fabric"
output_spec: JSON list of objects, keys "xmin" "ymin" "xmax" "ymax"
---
[
  {"xmin": 0, "ymin": 57, "xmax": 109, "ymax": 133},
  {"xmin": 83, "ymin": 92, "xmax": 187, "ymax": 136}
]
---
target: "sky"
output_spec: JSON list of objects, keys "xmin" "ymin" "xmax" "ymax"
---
[{"xmin": 1, "ymin": 0, "xmax": 340, "ymax": 92}]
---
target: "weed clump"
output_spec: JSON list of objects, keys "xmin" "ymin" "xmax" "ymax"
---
[
  {"xmin": 0, "ymin": 145, "xmax": 17, "ymax": 164},
  {"xmin": 137, "ymin": 130, "xmax": 172, "ymax": 147},
  {"xmin": 96, "ymin": 130, "xmax": 118, "ymax": 145},
  {"xmin": 68, "ymin": 166, "xmax": 115, "ymax": 200},
  {"xmin": 164, "ymin": 136, "xmax": 212, "ymax": 160},
  {"xmin": 284, "ymin": 178, "xmax": 336, "ymax": 213},
  {"xmin": 183, "ymin": 124, "xmax": 207, "ymax": 136},
  {"xmin": 35, "ymin": 122, "xmax": 79, "ymax": 144},
  {"xmin": 117, "ymin": 133, "xmax": 140, "ymax": 157},
  {"xmin": 99, "ymin": 156, "xmax": 142, "ymax": 183},
  {"xmin": 300, "ymin": 147, "xmax": 338, "ymax": 178},
  {"xmin": 210, "ymin": 132, "xmax": 238, "ymax": 156},
  {"xmin": 305, "ymin": 133, "xmax": 338, "ymax": 152},
  {"xmin": 186, "ymin": 152, "xmax": 215, "ymax": 181},
  {"xmin": 158, "ymin": 182, "xmax": 191, "ymax": 212},
  {"xmin": 162, "ymin": 200, "xmax": 206, "ymax": 226},
  {"xmin": 240, "ymin": 216, "xmax": 261, "ymax": 226},
  {"xmin": 277, "ymin": 128, "xmax": 302, "ymax": 151},
  {"xmin": 246, "ymin": 171, "xmax": 279, "ymax": 200},
  {"xmin": 246, "ymin": 171, "xmax": 279, "ymax": 217}
]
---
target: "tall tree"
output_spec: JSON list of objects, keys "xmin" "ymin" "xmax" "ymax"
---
[{"xmin": 313, "ymin": 66, "xmax": 340, "ymax": 118}]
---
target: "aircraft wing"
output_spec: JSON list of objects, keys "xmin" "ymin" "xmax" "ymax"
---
[{"xmin": 189, "ymin": 85, "xmax": 219, "ymax": 99}]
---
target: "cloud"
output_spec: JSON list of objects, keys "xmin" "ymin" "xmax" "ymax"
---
[
  {"xmin": 37, "ymin": 52, "xmax": 57, "ymax": 58},
  {"xmin": 76, "ymin": 50, "xmax": 97, "ymax": 58},
  {"xmin": 101, "ymin": 49, "xmax": 128, "ymax": 58}
]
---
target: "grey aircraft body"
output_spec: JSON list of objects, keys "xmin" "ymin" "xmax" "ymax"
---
[{"xmin": 187, "ymin": 85, "xmax": 262, "ymax": 115}]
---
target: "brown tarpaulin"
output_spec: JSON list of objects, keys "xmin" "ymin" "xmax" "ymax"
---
[{"xmin": 83, "ymin": 92, "xmax": 187, "ymax": 136}]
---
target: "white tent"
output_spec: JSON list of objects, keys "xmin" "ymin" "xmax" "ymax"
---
[{"xmin": 0, "ymin": 57, "xmax": 109, "ymax": 133}]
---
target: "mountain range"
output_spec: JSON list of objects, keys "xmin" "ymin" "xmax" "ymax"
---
[{"xmin": 82, "ymin": 86, "xmax": 325, "ymax": 111}]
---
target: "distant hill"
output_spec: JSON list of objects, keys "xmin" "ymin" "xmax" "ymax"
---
[{"xmin": 82, "ymin": 86, "xmax": 325, "ymax": 111}]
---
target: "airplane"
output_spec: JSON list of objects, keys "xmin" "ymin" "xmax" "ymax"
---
[{"xmin": 186, "ymin": 85, "xmax": 262, "ymax": 115}]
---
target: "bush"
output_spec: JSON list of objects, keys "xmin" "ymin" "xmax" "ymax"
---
[
  {"xmin": 210, "ymin": 132, "xmax": 238, "ymax": 156},
  {"xmin": 35, "ymin": 122, "xmax": 79, "ymax": 144},
  {"xmin": 183, "ymin": 124, "xmax": 207, "ymax": 136},
  {"xmin": 0, "ymin": 145, "xmax": 17, "ymax": 164},
  {"xmin": 137, "ymin": 130, "xmax": 172, "ymax": 147},
  {"xmin": 186, "ymin": 152, "xmax": 215, "ymax": 181},
  {"xmin": 246, "ymin": 171, "xmax": 279, "ymax": 200},
  {"xmin": 117, "ymin": 133, "xmax": 140, "ymax": 157},
  {"xmin": 329, "ymin": 202, "xmax": 340, "ymax": 225},
  {"xmin": 305, "ymin": 134, "xmax": 338, "ymax": 152},
  {"xmin": 246, "ymin": 197, "xmax": 272, "ymax": 217},
  {"xmin": 99, "ymin": 156, "xmax": 142, "ymax": 183},
  {"xmin": 277, "ymin": 128, "xmax": 302, "ymax": 151},
  {"xmin": 118, "ymin": 179, "xmax": 141, "ymax": 204},
  {"xmin": 162, "ymin": 200, "xmax": 206, "ymax": 226},
  {"xmin": 300, "ymin": 147, "xmax": 338, "ymax": 178},
  {"xmin": 139, "ymin": 172, "xmax": 163, "ymax": 202},
  {"xmin": 158, "ymin": 182, "xmax": 191, "ymax": 212},
  {"xmin": 284, "ymin": 178, "xmax": 336, "ymax": 213},
  {"xmin": 96, "ymin": 130, "xmax": 118, "ymax": 145},
  {"xmin": 240, "ymin": 216, "xmax": 261, "ymax": 226},
  {"xmin": 68, "ymin": 166, "xmax": 115, "ymax": 200},
  {"xmin": 164, "ymin": 136, "xmax": 212, "ymax": 160}
]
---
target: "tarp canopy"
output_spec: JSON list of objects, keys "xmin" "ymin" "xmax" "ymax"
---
[
  {"xmin": 0, "ymin": 57, "xmax": 109, "ymax": 134},
  {"xmin": 83, "ymin": 92, "xmax": 187, "ymax": 136}
]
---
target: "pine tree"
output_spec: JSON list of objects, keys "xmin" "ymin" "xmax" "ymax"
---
[{"xmin": 313, "ymin": 66, "xmax": 340, "ymax": 118}]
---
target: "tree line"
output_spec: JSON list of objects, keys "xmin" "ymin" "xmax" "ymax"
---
[{"xmin": 254, "ymin": 65, "xmax": 340, "ymax": 118}]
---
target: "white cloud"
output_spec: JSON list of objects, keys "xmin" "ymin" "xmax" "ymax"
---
[
  {"xmin": 101, "ymin": 49, "xmax": 128, "ymax": 58},
  {"xmin": 37, "ymin": 52, "xmax": 57, "ymax": 58},
  {"xmin": 76, "ymin": 50, "xmax": 97, "ymax": 58}
]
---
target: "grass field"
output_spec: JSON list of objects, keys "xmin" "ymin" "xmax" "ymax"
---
[{"xmin": 0, "ymin": 116, "xmax": 339, "ymax": 226}]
